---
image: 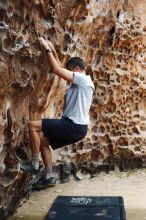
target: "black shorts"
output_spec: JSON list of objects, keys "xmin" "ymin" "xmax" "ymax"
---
[{"xmin": 42, "ymin": 117, "xmax": 87, "ymax": 150}]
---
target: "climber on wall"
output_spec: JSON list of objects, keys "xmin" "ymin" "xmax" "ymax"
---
[{"xmin": 21, "ymin": 37, "xmax": 94, "ymax": 189}]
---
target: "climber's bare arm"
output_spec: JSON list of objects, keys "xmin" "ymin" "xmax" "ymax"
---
[
  {"xmin": 47, "ymin": 40, "xmax": 63, "ymax": 68},
  {"xmin": 39, "ymin": 37, "xmax": 73, "ymax": 82},
  {"xmin": 46, "ymin": 53, "xmax": 73, "ymax": 82}
]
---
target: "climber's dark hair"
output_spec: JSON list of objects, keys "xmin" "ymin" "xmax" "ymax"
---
[{"xmin": 66, "ymin": 57, "xmax": 85, "ymax": 70}]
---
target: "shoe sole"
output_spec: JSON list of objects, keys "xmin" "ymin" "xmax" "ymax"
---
[{"xmin": 32, "ymin": 183, "xmax": 56, "ymax": 190}]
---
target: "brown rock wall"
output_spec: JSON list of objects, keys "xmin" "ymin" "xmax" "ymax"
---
[{"xmin": 0, "ymin": 0, "xmax": 146, "ymax": 218}]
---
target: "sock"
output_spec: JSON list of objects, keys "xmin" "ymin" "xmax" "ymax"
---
[
  {"xmin": 32, "ymin": 154, "xmax": 40, "ymax": 170},
  {"xmin": 45, "ymin": 165, "xmax": 53, "ymax": 179}
]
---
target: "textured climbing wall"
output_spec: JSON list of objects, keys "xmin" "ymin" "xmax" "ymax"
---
[
  {"xmin": 0, "ymin": 0, "xmax": 146, "ymax": 218},
  {"xmin": 58, "ymin": 0, "xmax": 146, "ymax": 175}
]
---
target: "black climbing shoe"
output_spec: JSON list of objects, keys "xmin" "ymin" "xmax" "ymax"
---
[
  {"xmin": 20, "ymin": 162, "xmax": 41, "ymax": 175},
  {"xmin": 32, "ymin": 176, "xmax": 56, "ymax": 190}
]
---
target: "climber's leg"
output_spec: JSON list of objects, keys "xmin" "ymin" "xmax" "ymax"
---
[
  {"xmin": 32, "ymin": 137, "xmax": 56, "ymax": 189},
  {"xmin": 20, "ymin": 120, "xmax": 42, "ymax": 174},
  {"xmin": 28, "ymin": 120, "xmax": 42, "ymax": 155},
  {"xmin": 40, "ymin": 137, "xmax": 53, "ymax": 179}
]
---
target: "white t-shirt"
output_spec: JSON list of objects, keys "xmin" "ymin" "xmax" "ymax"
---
[{"xmin": 62, "ymin": 72, "xmax": 94, "ymax": 125}]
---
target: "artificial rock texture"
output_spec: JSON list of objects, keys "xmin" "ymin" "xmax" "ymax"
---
[{"xmin": 0, "ymin": 0, "xmax": 146, "ymax": 218}]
